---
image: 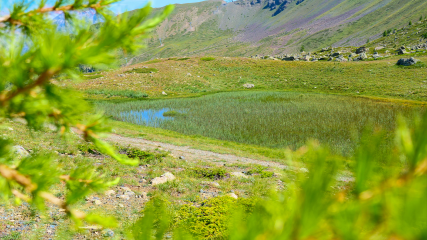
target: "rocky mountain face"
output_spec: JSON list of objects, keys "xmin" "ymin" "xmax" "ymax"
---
[{"xmin": 122, "ymin": 0, "xmax": 427, "ymax": 63}]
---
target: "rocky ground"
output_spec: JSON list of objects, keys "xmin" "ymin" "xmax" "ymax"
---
[{"xmin": 0, "ymin": 119, "xmax": 297, "ymax": 239}]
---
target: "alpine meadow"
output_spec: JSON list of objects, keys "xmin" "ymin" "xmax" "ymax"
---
[{"xmin": 1, "ymin": 0, "xmax": 427, "ymax": 239}]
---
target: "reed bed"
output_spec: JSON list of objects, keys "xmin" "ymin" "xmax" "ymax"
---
[{"xmin": 96, "ymin": 91, "xmax": 422, "ymax": 155}]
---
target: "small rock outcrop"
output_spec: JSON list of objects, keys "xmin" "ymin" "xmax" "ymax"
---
[
  {"xmin": 151, "ymin": 172, "xmax": 176, "ymax": 185},
  {"xmin": 227, "ymin": 193, "xmax": 238, "ymax": 199},
  {"xmin": 397, "ymin": 46, "xmax": 407, "ymax": 55},
  {"xmin": 243, "ymin": 83, "xmax": 255, "ymax": 89},
  {"xmin": 397, "ymin": 57, "xmax": 419, "ymax": 66}
]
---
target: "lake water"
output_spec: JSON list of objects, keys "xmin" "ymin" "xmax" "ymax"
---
[{"xmin": 119, "ymin": 108, "xmax": 173, "ymax": 127}]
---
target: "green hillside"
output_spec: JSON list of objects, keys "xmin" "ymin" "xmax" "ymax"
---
[{"xmin": 121, "ymin": 0, "xmax": 427, "ymax": 64}]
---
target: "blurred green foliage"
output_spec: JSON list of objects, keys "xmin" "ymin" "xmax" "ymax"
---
[{"xmin": 0, "ymin": 0, "xmax": 173, "ymax": 228}]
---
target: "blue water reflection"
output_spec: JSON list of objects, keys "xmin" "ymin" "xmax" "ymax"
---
[{"xmin": 119, "ymin": 108, "xmax": 173, "ymax": 127}]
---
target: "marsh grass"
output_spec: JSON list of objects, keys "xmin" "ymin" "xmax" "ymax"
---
[{"xmin": 96, "ymin": 91, "xmax": 423, "ymax": 155}]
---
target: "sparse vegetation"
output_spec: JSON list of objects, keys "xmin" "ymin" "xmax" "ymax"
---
[{"xmin": 125, "ymin": 67, "xmax": 158, "ymax": 74}]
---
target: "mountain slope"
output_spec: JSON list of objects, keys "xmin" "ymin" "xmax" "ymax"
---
[{"xmin": 124, "ymin": 0, "xmax": 427, "ymax": 63}]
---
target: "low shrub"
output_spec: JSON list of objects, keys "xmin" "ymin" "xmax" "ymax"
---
[
  {"xmin": 192, "ymin": 167, "xmax": 227, "ymax": 179},
  {"xmin": 200, "ymin": 57, "xmax": 215, "ymax": 61},
  {"xmin": 177, "ymin": 57, "xmax": 190, "ymax": 61},
  {"xmin": 174, "ymin": 196, "xmax": 257, "ymax": 239},
  {"xmin": 120, "ymin": 146, "xmax": 167, "ymax": 164},
  {"xmin": 246, "ymin": 166, "xmax": 274, "ymax": 178},
  {"xmin": 78, "ymin": 143, "xmax": 100, "ymax": 155}
]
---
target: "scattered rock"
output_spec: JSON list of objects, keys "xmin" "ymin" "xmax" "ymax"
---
[
  {"xmin": 397, "ymin": 57, "xmax": 419, "ymax": 66},
  {"xmin": 227, "ymin": 193, "xmax": 238, "ymax": 199},
  {"xmin": 94, "ymin": 200, "xmax": 102, "ymax": 205},
  {"xmin": 162, "ymin": 91, "xmax": 167, "ymax": 96},
  {"xmin": 186, "ymin": 73, "xmax": 192, "ymax": 76},
  {"xmin": 125, "ymin": 191, "xmax": 136, "ymax": 197},
  {"xmin": 151, "ymin": 172, "xmax": 176, "ymax": 185},
  {"xmin": 179, "ymin": 156, "xmax": 185, "ymax": 160},
  {"xmin": 118, "ymin": 195, "xmax": 130, "ymax": 200},
  {"xmin": 373, "ymin": 53, "xmax": 381, "ymax": 59},
  {"xmin": 120, "ymin": 187, "xmax": 132, "ymax": 192},
  {"xmin": 102, "ymin": 229, "xmax": 114, "ymax": 237},
  {"xmin": 230, "ymin": 172, "xmax": 249, "ymax": 178},
  {"xmin": 335, "ymin": 56, "xmax": 348, "ymax": 62},
  {"xmin": 117, "ymin": 74, "xmax": 125, "ymax": 77},
  {"xmin": 243, "ymin": 83, "xmax": 255, "ymax": 89}
]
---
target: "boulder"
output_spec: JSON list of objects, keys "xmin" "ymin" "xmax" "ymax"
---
[
  {"xmin": 335, "ymin": 56, "xmax": 348, "ymax": 62},
  {"xmin": 227, "ymin": 193, "xmax": 238, "ymax": 199},
  {"xmin": 302, "ymin": 55, "xmax": 311, "ymax": 61},
  {"xmin": 356, "ymin": 47, "xmax": 368, "ymax": 54},
  {"xmin": 355, "ymin": 53, "xmax": 368, "ymax": 61},
  {"xmin": 11, "ymin": 145, "xmax": 30, "ymax": 158},
  {"xmin": 397, "ymin": 48, "xmax": 407, "ymax": 55},
  {"xmin": 331, "ymin": 52, "xmax": 341, "ymax": 57},
  {"xmin": 397, "ymin": 57, "xmax": 419, "ymax": 66},
  {"xmin": 151, "ymin": 172, "xmax": 176, "ymax": 185}
]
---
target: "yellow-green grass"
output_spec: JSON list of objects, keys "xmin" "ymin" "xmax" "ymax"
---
[
  {"xmin": 107, "ymin": 119, "xmax": 292, "ymax": 163},
  {"xmin": 65, "ymin": 56, "xmax": 427, "ymax": 102}
]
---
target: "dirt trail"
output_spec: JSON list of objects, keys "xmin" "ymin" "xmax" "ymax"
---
[{"xmin": 106, "ymin": 134, "xmax": 287, "ymax": 169}]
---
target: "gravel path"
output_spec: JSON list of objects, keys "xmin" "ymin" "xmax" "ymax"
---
[{"xmin": 106, "ymin": 134, "xmax": 287, "ymax": 169}]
